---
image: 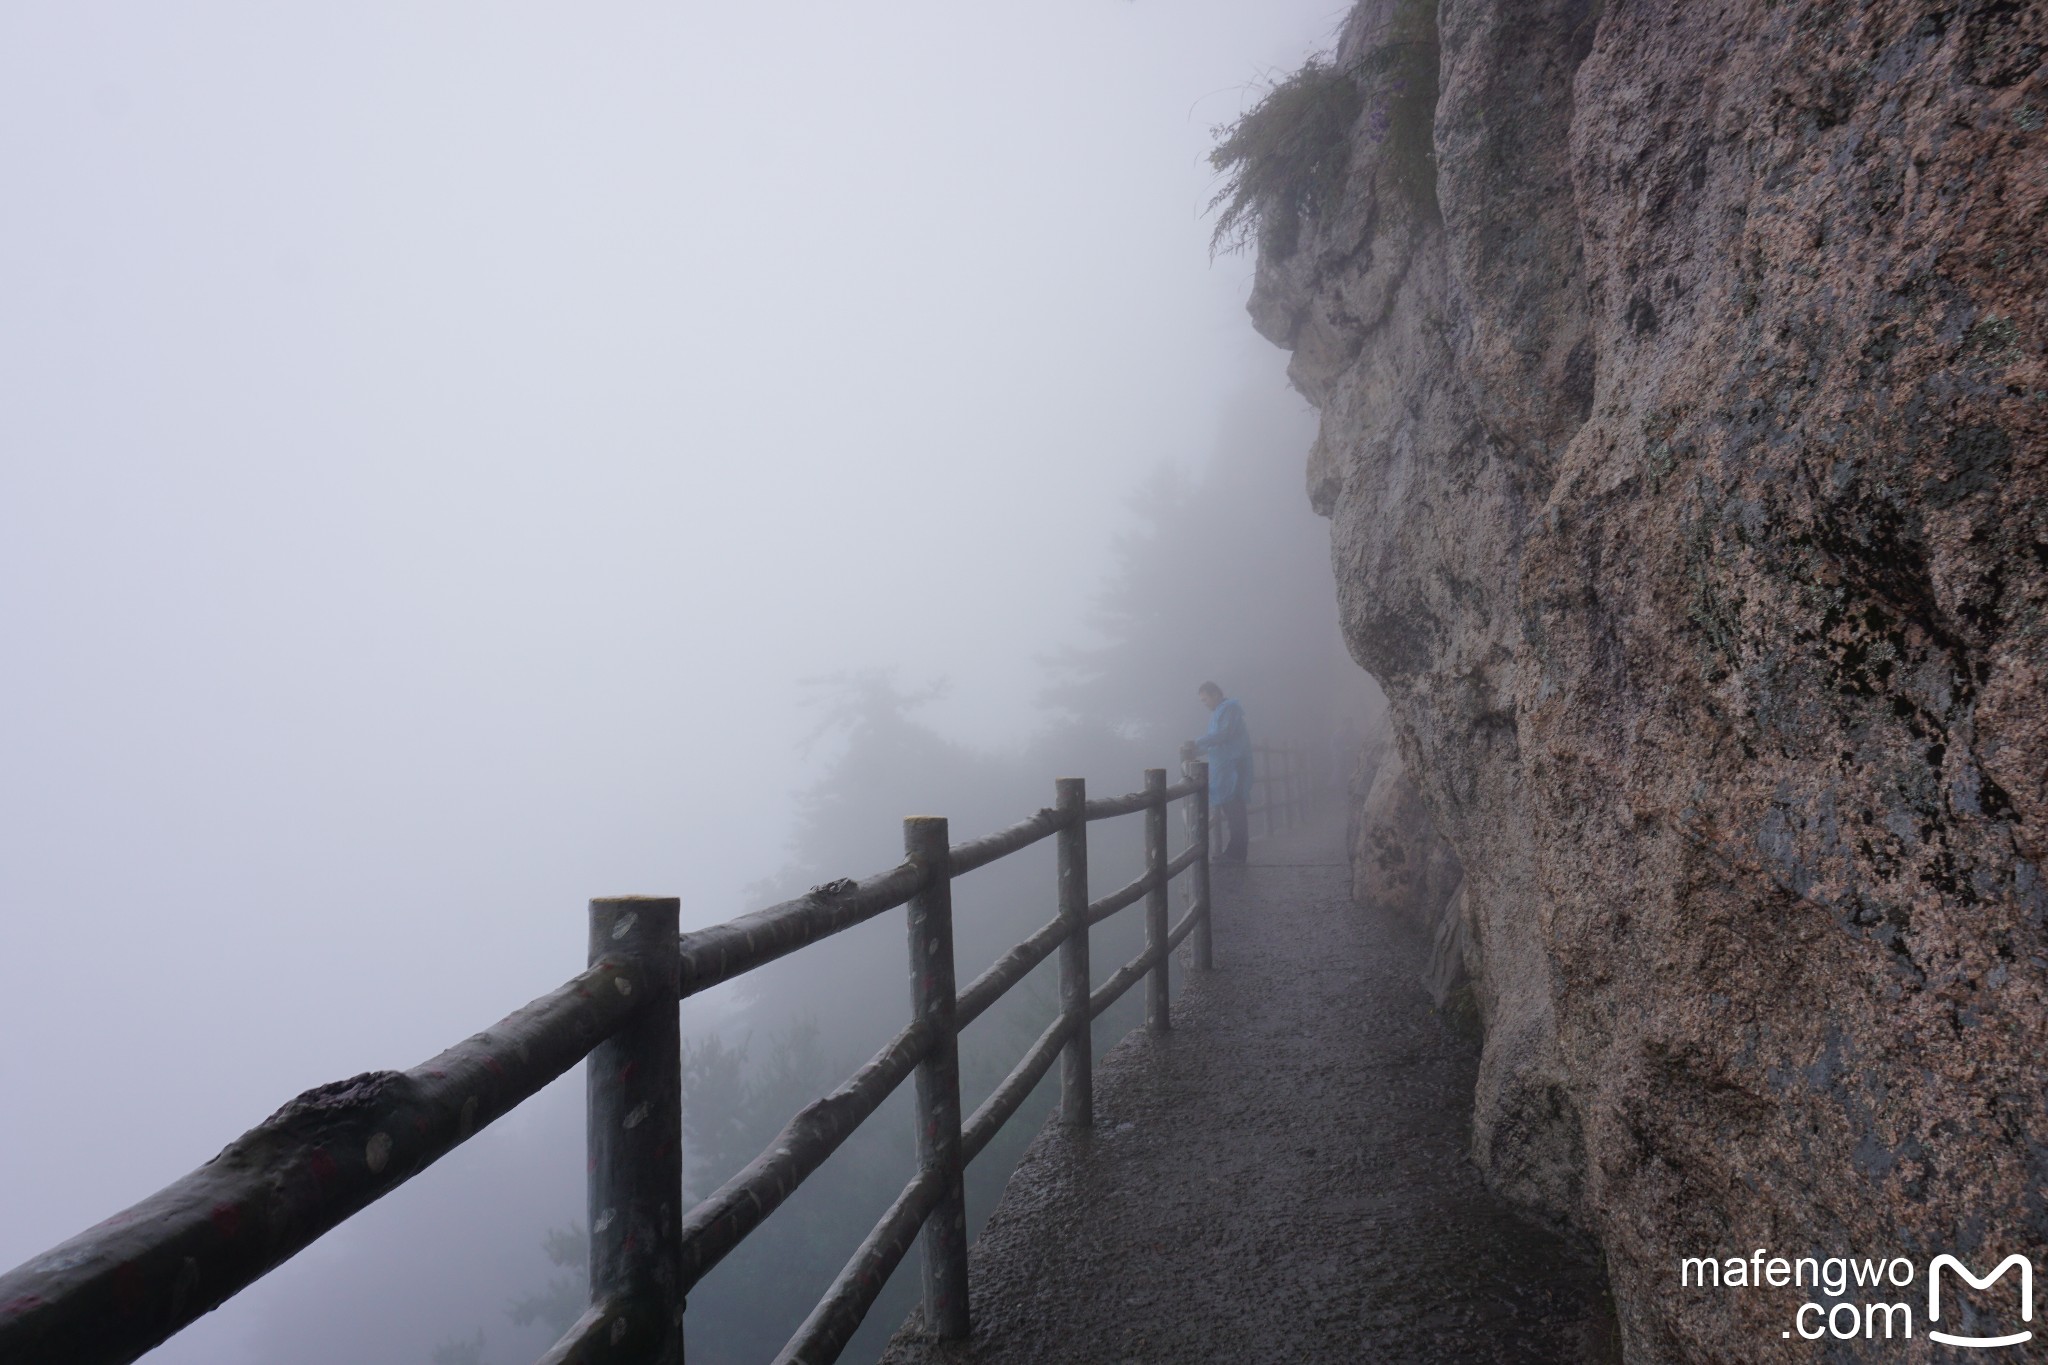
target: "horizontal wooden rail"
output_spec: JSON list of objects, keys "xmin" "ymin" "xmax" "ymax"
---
[
  {"xmin": 0, "ymin": 952, "xmax": 652, "ymax": 1365},
  {"xmin": 1088, "ymin": 943, "xmax": 1160, "ymax": 1020},
  {"xmin": 0, "ymin": 760, "xmax": 1218, "ymax": 1365},
  {"xmin": 1083, "ymin": 778, "xmax": 1196, "ymax": 821},
  {"xmin": 1087, "ymin": 866, "xmax": 1155, "ymax": 925},
  {"xmin": 535, "ymin": 1294, "xmax": 637, "ymax": 1365},
  {"xmin": 677, "ymin": 1017, "xmax": 937, "ymax": 1291},
  {"xmin": 1166, "ymin": 900, "xmax": 1201, "ymax": 956},
  {"xmin": 961, "ymin": 1012, "xmax": 1078, "ymax": 1165},
  {"xmin": 1084, "ymin": 845, "xmax": 1201, "ymax": 929},
  {"xmin": 676, "ymin": 862, "xmax": 926, "ymax": 1000},
  {"xmin": 669, "ymin": 778, "xmax": 1189, "ymax": 1003},
  {"xmin": 764, "ymin": 765, "xmax": 1219, "ymax": 1359},
  {"xmin": 957, "ymin": 913, "xmax": 1069, "ymax": 1029},
  {"xmin": 775, "ymin": 772, "xmax": 1213, "ymax": 1365},
  {"xmin": 1082, "ymin": 904, "xmax": 1205, "ymax": 1025},
  {"xmin": 948, "ymin": 805, "xmax": 1070, "ymax": 877},
  {"xmin": 774, "ymin": 1167, "xmax": 947, "ymax": 1365}
]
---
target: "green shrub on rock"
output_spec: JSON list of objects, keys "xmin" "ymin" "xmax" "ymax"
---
[{"xmin": 1208, "ymin": 4, "xmax": 1441, "ymax": 256}]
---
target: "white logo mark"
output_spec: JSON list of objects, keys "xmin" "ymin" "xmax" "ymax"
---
[{"xmin": 1928, "ymin": 1254, "xmax": 2034, "ymax": 1349}]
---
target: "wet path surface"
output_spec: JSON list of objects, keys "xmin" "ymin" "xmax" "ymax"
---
[{"xmin": 881, "ymin": 823, "xmax": 1618, "ymax": 1365}]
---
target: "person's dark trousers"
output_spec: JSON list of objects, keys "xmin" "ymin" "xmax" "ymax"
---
[{"xmin": 1220, "ymin": 796, "xmax": 1248, "ymax": 862}]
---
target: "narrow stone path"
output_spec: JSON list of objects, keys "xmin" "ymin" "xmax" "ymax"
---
[{"xmin": 881, "ymin": 822, "xmax": 1618, "ymax": 1365}]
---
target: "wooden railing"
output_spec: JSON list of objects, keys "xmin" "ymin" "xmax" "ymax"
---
[
  {"xmin": 1248, "ymin": 742, "xmax": 1314, "ymax": 838},
  {"xmin": 0, "ymin": 762, "xmax": 1215, "ymax": 1365}
]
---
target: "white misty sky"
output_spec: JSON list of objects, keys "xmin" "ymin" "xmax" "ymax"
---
[{"xmin": 0, "ymin": 2, "xmax": 1346, "ymax": 1358}]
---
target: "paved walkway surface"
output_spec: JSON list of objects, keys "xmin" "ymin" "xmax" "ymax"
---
[{"xmin": 881, "ymin": 821, "xmax": 1618, "ymax": 1365}]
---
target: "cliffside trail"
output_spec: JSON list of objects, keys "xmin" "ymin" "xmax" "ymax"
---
[{"xmin": 881, "ymin": 821, "xmax": 1617, "ymax": 1364}]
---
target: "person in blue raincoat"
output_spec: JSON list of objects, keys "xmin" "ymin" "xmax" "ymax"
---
[{"xmin": 1191, "ymin": 681, "xmax": 1253, "ymax": 863}]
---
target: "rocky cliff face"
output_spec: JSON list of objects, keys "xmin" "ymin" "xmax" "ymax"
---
[{"xmin": 1249, "ymin": 0, "xmax": 2047, "ymax": 1356}]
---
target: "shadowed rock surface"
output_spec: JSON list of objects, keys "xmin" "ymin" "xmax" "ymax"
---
[{"xmin": 881, "ymin": 824, "xmax": 1617, "ymax": 1365}]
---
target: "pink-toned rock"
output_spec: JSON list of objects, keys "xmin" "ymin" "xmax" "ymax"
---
[{"xmin": 1249, "ymin": 0, "xmax": 2047, "ymax": 1356}]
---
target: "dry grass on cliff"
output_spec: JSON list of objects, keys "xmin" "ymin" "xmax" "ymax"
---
[
  {"xmin": 1208, "ymin": 19, "xmax": 1440, "ymax": 257},
  {"xmin": 1207, "ymin": 58, "xmax": 1366, "ymax": 258}
]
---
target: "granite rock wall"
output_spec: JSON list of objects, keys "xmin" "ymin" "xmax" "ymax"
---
[{"xmin": 1253, "ymin": 0, "xmax": 2047, "ymax": 1355}]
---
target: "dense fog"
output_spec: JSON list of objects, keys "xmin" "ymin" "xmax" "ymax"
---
[{"xmin": 0, "ymin": 4, "xmax": 1376, "ymax": 1362}]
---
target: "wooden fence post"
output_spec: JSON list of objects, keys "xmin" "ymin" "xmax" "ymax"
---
[
  {"xmin": 1143, "ymin": 768, "xmax": 1170, "ymax": 1033},
  {"xmin": 904, "ymin": 816, "xmax": 970, "ymax": 1340},
  {"xmin": 1189, "ymin": 761, "xmax": 1213, "ymax": 971},
  {"xmin": 1055, "ymin": 778, "xmax": 1091, "ymax": 1127},
  {"xmin": 586, "ymin": 896, "xmax": 683, "ymax": 1364}
]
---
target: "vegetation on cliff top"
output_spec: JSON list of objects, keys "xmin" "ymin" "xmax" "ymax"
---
[
  {"xmin": 1207, "ymin": 7, "xmax": 1442, "ymax": 257},
  {"xmin": 1207, "ymin": 57, "xmax": 1367, "ymax": 257}
]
